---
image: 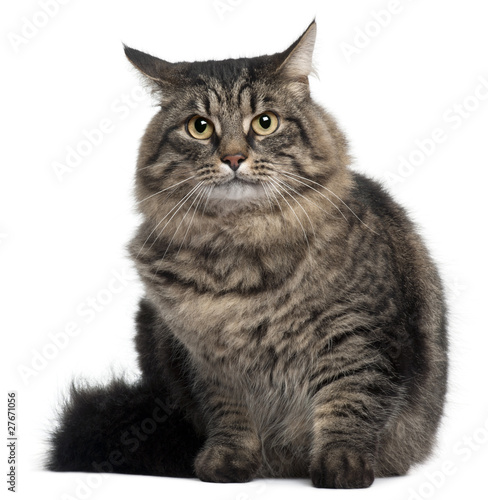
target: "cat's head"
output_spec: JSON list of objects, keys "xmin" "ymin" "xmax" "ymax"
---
[{"xmin": 126, "ymin": 21, "xmax": 350, "ymax": 222}]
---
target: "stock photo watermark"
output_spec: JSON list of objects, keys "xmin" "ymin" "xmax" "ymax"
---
[
  {"xmin": 407, "ymin": 416, "xmax": 488, "ymax": 500},
  {"xmin": 93, "ymin": 397, "xmax": 173, "ymax": 474},
  {"xmin": 7, "ymin": 0, "xmax": 72, "ymax": 54},
  {"xmin": 17, "ymin": 267, "xmax": 136, "ymax": 385},
  {"xmin": 212, "ymin": 0, "xmax": 246, "ymax": 21},
  {"xmin": 60, "ymin": 396, "xmax": 174, "ymax": 500},
  {"xmin": 61, "ymin": 474, "xmax": 104, "ymax": 500},
  {"xmin": 384, "ymin": 74, "xmax": 488, "ymax": 188},
  {"xmin": 6, "ymin": 392, "xmax": 17, "ymax": 493},
  {"xmin": 51, "ymin": 85, "xmax": 149, "ymax": 182},
  {"xmin": 340, "ymin": 0, "xmax": 416, "ymax": 63}
]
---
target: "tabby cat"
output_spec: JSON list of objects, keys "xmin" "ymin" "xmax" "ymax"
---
[{"xmin": 47, "ymin": 21, "xmax": 448, "ymax": 488}]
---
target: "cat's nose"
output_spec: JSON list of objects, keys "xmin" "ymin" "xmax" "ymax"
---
[{"xmin": 221, "ymin": 153, "xmax": 247, "ymax": 172}]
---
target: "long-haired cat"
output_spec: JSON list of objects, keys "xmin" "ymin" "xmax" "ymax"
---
[{"xmin": 47, "ymin": 21, "xmax": 448, "ymax": 488}]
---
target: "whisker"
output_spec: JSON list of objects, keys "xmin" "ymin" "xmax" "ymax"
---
[
  {"xmin": 139, "ymin": 166, "xmax": 153, "ymax": 172},
  {"xmin": 138, "ymin": 182, "xmax": 204, "ymax": 257},
  {"xmin": 267, "ymin": 178, "xmax": 310, "ymax": 253},
  {"xmin": 138, "ymin": 175, "xmax": 197, "ymax": 204},
  {"xmin": 283, "ymin": 171, "xmax": 379, "ymax": 234},
  {"xmin": 260, "ymin": 180, "xmax": 275, "ymax": 211},
  {"xmin": 152, "ymin": 184, "xmax": 205, "ymax": 277},
  {"xmin": 274, "ymin": 173, "xmax": 333, "ymax": 217},
  {"xmin": 266, "ymin": 181, "xmax": 285, "ymax": 219},
  {"xmin": 279, "ymin": 171, "xmax": 347, "ymax": 221},
  {"xmin": 272, "ymin": 177, "xmax": 316, "ymax": 241},
  {"xmin": 176, "ymin": 186, "xmax": 208, "ymax": 257},
  {"xmin": 154, "ymin": 183, "xmax": 204, "ymax": 251},
  {"xmin": 201, "ymin": 185, "xmax": 215, "ymax": 216},
  {"xmin": 139, "ymin": 161, "xmax": 176, "ymax": 172}
]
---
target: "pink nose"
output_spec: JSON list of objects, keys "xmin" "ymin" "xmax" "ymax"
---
[{"xmin": 221, "ymin": 153, "xmax": 247, "ymax": 171}]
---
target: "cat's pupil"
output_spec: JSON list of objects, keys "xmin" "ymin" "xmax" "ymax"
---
[
  {"xmin": 259, "ymin": 115, "xmax": 271, "ymax": 129},
  {"xmin": 195, "ymin": 118, "xmax": 207, "ymax": 134}
]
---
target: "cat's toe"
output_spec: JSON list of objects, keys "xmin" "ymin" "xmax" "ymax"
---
[
  {"xmin": 310, "ymin": 446, "xmax": 375, "ymax": 489},
  {"xmin": 194, "ymin": 442, "xmax": 260, "ymax": 483}
]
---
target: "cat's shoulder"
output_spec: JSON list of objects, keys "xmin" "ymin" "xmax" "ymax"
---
[{"xmin": 349, "ymin": 170, "xmax": 408, "ymax": 223}]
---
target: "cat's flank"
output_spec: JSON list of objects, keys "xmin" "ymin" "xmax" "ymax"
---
[{"xmin": 47, "ymin": 22, "xmax": 448, "ymax": 488}]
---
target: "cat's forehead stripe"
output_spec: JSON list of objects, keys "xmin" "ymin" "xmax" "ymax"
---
[
  {"xmin": 235, "ymin": 81, "xmax": 257, "ymax": 116},
  {"xmin": 193, "ymin": 78, "xmax": 264, "ymax": 119},
  {"xmin": 207, "ymin": 87, "xmax": 221, "ymax": 116}
]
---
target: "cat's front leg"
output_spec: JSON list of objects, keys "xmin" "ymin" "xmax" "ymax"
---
[
  {"xmin": 309, "ymin": 363, "xmax": 399, "ymax": 488},
  {"xmin": 194, "ymin": 380, "xmax": 261, "ymax": 483}
]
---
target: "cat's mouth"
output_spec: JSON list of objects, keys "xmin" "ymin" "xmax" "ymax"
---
[
  {"xmin": 226, "ymin": 177, "xmax": 257, "ymax": 187},
  {"xmin": 209, "ymin": 177, "xmax": 265, "ymax": 202}
]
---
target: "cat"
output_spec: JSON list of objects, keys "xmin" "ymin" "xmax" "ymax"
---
[{"xmin": 47, "ymin": 21, "xmax": 448, "ymax": 489}]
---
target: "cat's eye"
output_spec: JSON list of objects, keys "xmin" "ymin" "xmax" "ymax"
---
[
  {"xmin": 251, "ymin": 112, "xmax": 279, "ymax": 136},
  {"xmin": 187, "ymin": 115, "xmax": 214, "ymax": 140}
]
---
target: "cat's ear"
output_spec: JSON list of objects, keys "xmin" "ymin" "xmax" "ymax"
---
[
  {"xmin": 274, "ymin": 21, "xmax": 317, "ymax": 84},
  {"xmin": 123, "ymin": 45, "xmax": 177, "ymax": 87}
]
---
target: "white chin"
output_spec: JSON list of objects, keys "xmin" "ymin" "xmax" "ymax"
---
[{"xmin": 209, "ymin": 181, "xmax": 265, "ymax": 202}]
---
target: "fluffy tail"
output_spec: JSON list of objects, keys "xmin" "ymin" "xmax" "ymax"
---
[{"xmin": 46, "ymin": 378, "xmax": 203, "ymax": 477}]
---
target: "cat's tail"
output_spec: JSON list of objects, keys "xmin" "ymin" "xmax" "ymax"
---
[{"xmin": 46, "ymin": 378, "xmax": 203, "ymax": 477}]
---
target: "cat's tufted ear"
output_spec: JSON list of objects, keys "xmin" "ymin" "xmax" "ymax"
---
[
  {"xmin": 123, "ymin": 45, "xmax": 178, "ymax": 87},
  {"xmin": 274, "ymin": 21, "xmax": 317, "ymax": 84}
]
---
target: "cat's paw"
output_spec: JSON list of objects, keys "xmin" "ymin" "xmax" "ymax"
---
[
  {"xmin": 194, "ymin": 440, "xmax": 261, "ymax": 483},
  {"xmin": 310, "ymin": 446, "xmax": 375, "ymax": 489}
]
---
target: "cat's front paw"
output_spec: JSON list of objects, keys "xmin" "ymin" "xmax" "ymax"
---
[
  {"xmin": 194, "ymin": 439, "xmax": 261, "ymax": 483},
  {"xmin": 310, "ymin": 446, "xmax": 375, "ymax": 489}
]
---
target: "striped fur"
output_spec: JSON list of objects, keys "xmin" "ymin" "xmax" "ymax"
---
[{"xmin": 48, "ymin": 22, "xmax": 448, "ymax": 488}]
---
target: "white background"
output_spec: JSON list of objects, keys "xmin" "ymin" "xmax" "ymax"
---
[{"xmin": 2, "ymin": 0, "xmax": 488, "ymax": 499}]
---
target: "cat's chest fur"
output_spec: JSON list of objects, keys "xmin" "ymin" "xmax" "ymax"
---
[
  {"xmin": 156, "ymin": 272, "xmax": 309, "ymax": 360},
  {"xmin": 147, "ymin": 244, "xmax": 322, "ymax": 369},
  {"xmin": 165, "ymin": 281, "xmax": 316, "ymax": 476},
  {"xmin": 142, "ymin": 245, "xmax": 323, "ymax": 472}
]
